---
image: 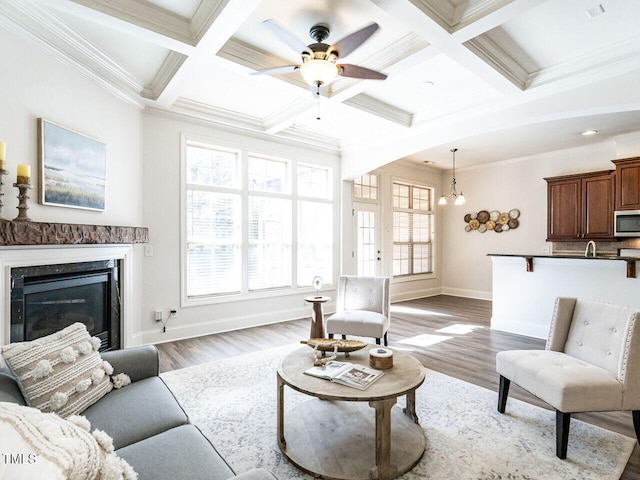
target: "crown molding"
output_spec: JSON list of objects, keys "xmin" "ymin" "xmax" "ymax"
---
[
  {"xmin": 464, "ymin": 35, "xmax": 527, "ymax": 90},
  {"xmin": 343, "ymin": 94, "xmax": 413, "ymax": 128},
  {"xmin": 142, "ymin": 51, "xmax": 188, "ymax": 101},
  {"xmin": 467, "ymin": 30, "xmax": 640, "ymax": 93},
  {"xmin": 150, "ymin": 102, "xmax": 341, "ymax": 153},
  {"xmin": 190, "ymin": 0, "xmax": 236, "ymax": 44},
  {"xmin": 0, "ymin": 0, "xmax": 144, "ymax": 108},
  {"xmin": 69, "ymin": 0, "xmax": 194, "ymax": 45},
  {"xmin": 526, "ymin": 35, "xmax": 640, "ymax": 89}
]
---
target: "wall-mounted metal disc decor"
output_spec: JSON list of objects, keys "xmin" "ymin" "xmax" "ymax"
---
[{"xmin": 464, "ymin": 209, "xmax": 520, "ymax": 233}]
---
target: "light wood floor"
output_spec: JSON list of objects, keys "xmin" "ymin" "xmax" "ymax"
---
[{"xmin": 155, "ymin": 295, "xmax": 639, "ymax": 479}]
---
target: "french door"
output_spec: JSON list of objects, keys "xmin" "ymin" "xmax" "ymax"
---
[{"xmin": 353, "ymin": 204, "xmax": 381, "ymax": 276}]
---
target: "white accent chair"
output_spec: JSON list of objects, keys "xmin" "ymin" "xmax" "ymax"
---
[
  {"xmin": 325, "ymin": 275, "xmax": 390, "ymax": 346},
  {"xmin": 496, "ymin": 297, "xmax": 640, "ymax": 459}
]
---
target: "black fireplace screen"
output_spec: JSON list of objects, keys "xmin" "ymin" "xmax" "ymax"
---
[{"xmin": 10, "ymin": 260, "xmax": 121, "ymax": 351}]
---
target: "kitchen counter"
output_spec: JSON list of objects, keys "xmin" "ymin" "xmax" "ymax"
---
[
  {"xmin": 488, "ymin": 253, "xmax": 639, "ymax": 260},
  {"xmin": 489, "ymin": 254, "xmax": 640, "ymax": 339},
  {"xmin": 488, "ymin": 253, "xmax": 638, "ymax": 278}
]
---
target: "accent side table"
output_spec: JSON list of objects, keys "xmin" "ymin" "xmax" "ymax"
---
[{"xmin": 304, "ymin": 295, "xmax": 330, "ymax": 338}]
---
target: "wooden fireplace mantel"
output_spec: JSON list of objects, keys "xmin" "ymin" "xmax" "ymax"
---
[{"xmin": 0, "ymin": 221, "xmax": 149, "ymax": 246}]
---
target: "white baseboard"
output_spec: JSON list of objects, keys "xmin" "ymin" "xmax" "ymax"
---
[
  {"xmin": 137, "ymin": 305, "xmax": 317, "ymax": 346},
  {"xmin": 391, "ymin": 287, "xmax": 442, "ymax": 303},
  {"xmin": 441, "ymin": 287, "xmax": 492, "ymax": 301},
  {"xmin": 490, "ymin": 315, "xmax": 548, "ymax": 340}
]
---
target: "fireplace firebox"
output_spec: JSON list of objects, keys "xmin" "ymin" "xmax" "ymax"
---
[{"xmin": 10, "ymin": 260, "xmax": 121, "ymax": 351}]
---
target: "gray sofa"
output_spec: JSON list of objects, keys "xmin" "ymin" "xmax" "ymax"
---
[{"xmin": 0, "ymin": 345, "xmax": 277, "ymax": 480}]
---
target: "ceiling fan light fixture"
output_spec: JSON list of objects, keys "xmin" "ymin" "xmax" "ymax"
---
[{"xmin": 299, "ymin": 59, "xmax": 339, "ymax": 86}]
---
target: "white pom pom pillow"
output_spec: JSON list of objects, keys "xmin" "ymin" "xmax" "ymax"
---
[
  {"xmin": 1, "ymin": 323, "xmax": 122, "ymax": 417},
  {"xmin": 0, "ymin": 402, "xmax": 137, "ymax": 480}
]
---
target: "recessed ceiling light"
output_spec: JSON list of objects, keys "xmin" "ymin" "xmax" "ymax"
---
[
  {"xmin": 581, "ymin": 129, "xmax": 598, "ymax": 136},
  {"xmin": 420, "ymin": 81, "xmax": 435, "ymax": 88},
  {"xmin": 586, "ymin": 4, "xmax": 605, "ymax": 19},
  {"xmin": 424, "ymin": 160, "xmax": 434, "ymax": 165}
]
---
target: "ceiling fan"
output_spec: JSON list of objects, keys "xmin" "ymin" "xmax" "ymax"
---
[{"xmin": 252, "ymin": 20, "xmax": 387, "ymax": 89}]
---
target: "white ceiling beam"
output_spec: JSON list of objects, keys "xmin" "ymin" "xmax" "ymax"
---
[{"xmin": 153, "ymin": 0, "xmax": 262, "ymax": 108}]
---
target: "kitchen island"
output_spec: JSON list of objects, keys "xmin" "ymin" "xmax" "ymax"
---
[{"xmin": 489, "ymin": 253, "xmax": 640, "ymax": 339}]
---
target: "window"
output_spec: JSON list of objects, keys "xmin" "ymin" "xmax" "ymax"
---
[
  {"xmin": 186, "ymin": 147, "xmax": 241, "ymax": 296},
  {"xmin": 297, "ymin": 164, "xmax": 333, "ymax": 286},
  {"xmin": 185, "ymin": 143, "xmax": 333, "ymax": 300},
  {"xmin": 392, "ymin": 182, "xmax": 433, "ymax": 277},
  {"xmin": 353, "ymin": 173, "xmax": 378, "ymax": 200}
]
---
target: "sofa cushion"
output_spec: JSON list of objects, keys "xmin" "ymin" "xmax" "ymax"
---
[
  {"xmin": 82, "ymin": 376, "xmax": 188, "ymax": 449},
  {"xmin": 0, "ymin": 323, "xmax": 113, "ymax": 417},
  {"xmin": 117, "ymin": 424, "xmax": 235, "ymax": 480},
  {"xmin": 0, "ymin": 401, "xmax": 136, "ymax": 480}
]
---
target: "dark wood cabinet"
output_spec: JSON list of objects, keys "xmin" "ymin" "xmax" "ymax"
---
[
  {"xmin": 613, "ymin": 157, "xmax": 640, "ymax": 210},
  {"xmin": 545, "ymin": 170, "xmax": 615, "ymax": 241}
]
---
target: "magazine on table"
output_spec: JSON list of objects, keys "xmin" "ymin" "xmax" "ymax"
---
[{"xmin": 304, "ymin": 361, "xmax": 384, "ymax": 390}]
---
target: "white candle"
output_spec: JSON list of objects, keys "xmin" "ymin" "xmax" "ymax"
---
[
  {"xmin": 0, "ymin": 142, "xmax": 5, "ymax": 170},
  {"xmin": 17, "ymin": 164, "xmax": 31, "ymax": 183}
]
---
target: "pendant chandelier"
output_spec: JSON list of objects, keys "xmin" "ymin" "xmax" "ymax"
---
[{"xmin": 439, "ymin": 148, "xmax": 465, "ymax": 205}]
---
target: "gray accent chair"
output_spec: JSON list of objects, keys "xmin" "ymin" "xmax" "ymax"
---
[
  {"xmin": 1, "ymin": 345, "xmax": 278, "ymax": 480},
  {"xmin": 496, "ymin": 297, "xmax": 640, "ymax": 459},
  {"xmin": 326, "ymin": 275, "xmax": 390, "ymax": 346}
]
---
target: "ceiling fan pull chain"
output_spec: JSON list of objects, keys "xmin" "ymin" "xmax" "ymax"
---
[{"xmin": 316, "ymin": 82, "xmax": 321, "ymax": 120}]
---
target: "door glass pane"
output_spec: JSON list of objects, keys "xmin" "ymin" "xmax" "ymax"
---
[{"xmin": 357, "ymin": 210, "xmax": 377, "ymax": 276}]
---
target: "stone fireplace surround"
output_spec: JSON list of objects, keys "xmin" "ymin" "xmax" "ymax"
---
[{"xmin": 0, "ymin": 221, "xmax": 149, "ymax": 348}]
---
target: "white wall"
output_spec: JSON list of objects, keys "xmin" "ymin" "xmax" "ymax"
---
[
  {"xmin": 0, "ymin": 27, "xmax": 145, "ymax": 339},
  {"xmin": 440, "ymin": 137, "xmax": 640, "ymax": 300},
  {"xmin": 140, "ymin": 110, "xmax": 341, "ymax": 345}
]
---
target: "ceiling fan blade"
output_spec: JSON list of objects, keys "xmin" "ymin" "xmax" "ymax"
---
[
  {"xmin": 251, "ymin": 65, "xmax": 299, "ymax": 76},
  {"xmin": 328, "ymin": 23, "xmax": 379, "ymax": 58},
  {"xmin": 262, "ymin": 19, "xmax": 313, "ymax": 57},
  {"xmin": 338, "ymin": 64, "xmax": 387, "ymax": 80}
]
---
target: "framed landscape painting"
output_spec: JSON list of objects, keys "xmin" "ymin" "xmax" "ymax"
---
[{"xmin": 38, "ymin": 118, "xmax": 106, "ymax": 211}]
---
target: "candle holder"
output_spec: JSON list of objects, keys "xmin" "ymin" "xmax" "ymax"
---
[
  {"xmin": 13, "ymin": 182, "xmax": 32, "ymax": 222},
  {"xmin": 0, "ymin": 169, "xmax": 7, "ymax": 221}
]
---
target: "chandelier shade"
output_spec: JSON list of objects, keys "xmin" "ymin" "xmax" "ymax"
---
[{"xmin": 439, "ymin": 148, "xmax": 465, "ymax": 206}]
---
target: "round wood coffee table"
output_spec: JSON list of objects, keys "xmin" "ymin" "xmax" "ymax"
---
[{"xmin": 277, "ymin": 345, "xmax": 426, "ymax": 480}]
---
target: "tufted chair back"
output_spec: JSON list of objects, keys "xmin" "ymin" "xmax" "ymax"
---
[{"xmin": 336, "ymin": 275, "xmax": 389, "ymax": 317}]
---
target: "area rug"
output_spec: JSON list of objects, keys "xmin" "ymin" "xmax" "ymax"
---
[{"xmin": 161, "ymin": 344, "xmax": 635, "ymax": 480}]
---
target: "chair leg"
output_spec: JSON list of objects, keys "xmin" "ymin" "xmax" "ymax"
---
[
  {"xmin": 375, "ymin": 338, "xmax": 381, "ymax": 345},
  {"xmin": 341, "ymin": 335, "xmax": 346, "ymax": 340},
  {"xmin": 383, "ymin": 331, "xmax": 388, "ymax": 346},
  {"xmin": 497, "ymin": 376, "xmax": 510, "ymax": 413},
  {"xmin": 632, "ymin": 411, "xmax": 640, "ymax": 444},
  {"xmin": 328, "ymin": 333, "xmax": 334, "ymax": 339},
  {"xmin": 556, "ymin": 410, "xmax": 571, "ymax": 459}
]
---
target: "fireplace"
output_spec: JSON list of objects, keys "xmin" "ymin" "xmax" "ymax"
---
[{"xmin": 10, "ymin": 260, "xmax": 121, "ymax": 351}]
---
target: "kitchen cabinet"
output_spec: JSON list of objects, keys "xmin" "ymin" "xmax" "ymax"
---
[
  {"xmin": 545, "ymin": 170, "xmax": 615, "ymax": 241},
  {"xmin": 613, "ymin": 157, "xmax": 640, "ymax": 210}
]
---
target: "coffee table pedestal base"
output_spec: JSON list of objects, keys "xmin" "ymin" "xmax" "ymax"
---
[{"xmin": 279, "ymin": 398, "xmax": 425, "ymax": 480}]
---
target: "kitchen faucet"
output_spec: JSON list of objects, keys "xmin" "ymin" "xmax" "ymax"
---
[{"xmin": 584, "ymin": 240, "xmax": 597, "ymax": 258}]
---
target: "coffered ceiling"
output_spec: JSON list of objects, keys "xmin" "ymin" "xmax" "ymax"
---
[{"xmin": 2, "ymin": 0, "xmax": 640, "ymax": 177}]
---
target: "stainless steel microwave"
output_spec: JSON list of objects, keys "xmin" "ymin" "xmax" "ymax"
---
[{"xmin": 614, "ymin": 210, "xmax": 640, "ymax": 237}]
